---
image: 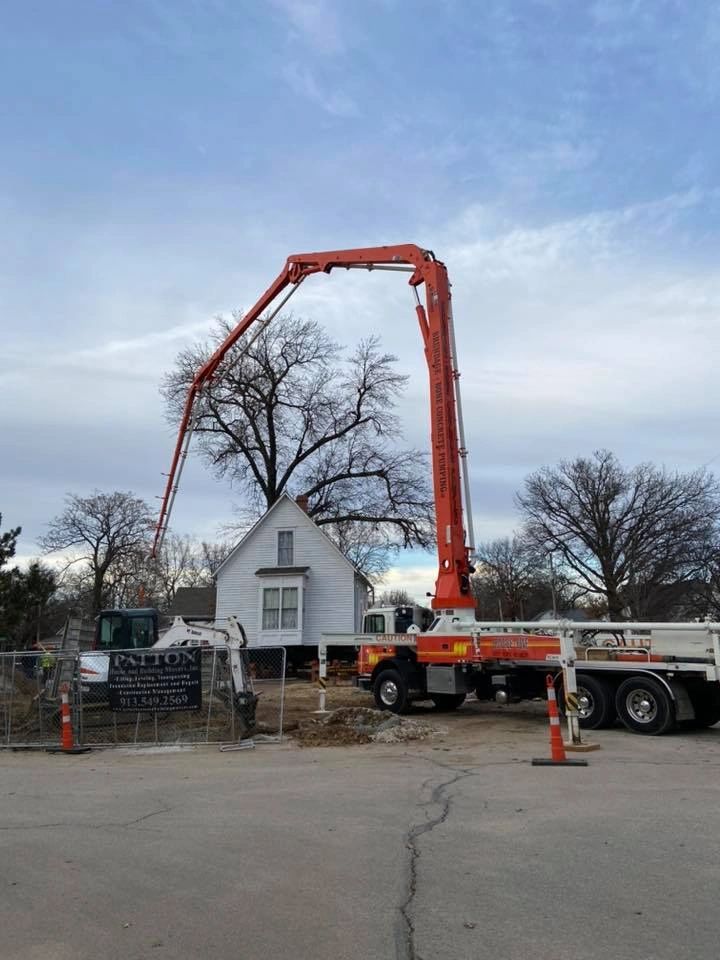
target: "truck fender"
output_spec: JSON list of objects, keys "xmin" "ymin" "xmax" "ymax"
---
[{"xmin": 370, "ymin": 657, "xmax": 423, "ymax": 692}]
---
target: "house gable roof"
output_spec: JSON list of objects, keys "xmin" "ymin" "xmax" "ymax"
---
[{"xmin": 214, "ymin": 493, "xmax": 372, "ymax": 586}]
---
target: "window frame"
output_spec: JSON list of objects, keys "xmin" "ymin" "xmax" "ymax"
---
[
  {"xmin": 262, "ymin": 587, "xmax": 281, "ymax": 630},
  {"xmin": 258, "ymin": 576, "xmax": 304, "ymax": 636},
  {"xmin": 277, "ymin": 529, "xmax": 294, "ymax": 566}
]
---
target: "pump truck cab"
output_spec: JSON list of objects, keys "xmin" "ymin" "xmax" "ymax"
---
[
  {"xmin": 151, "ymin": 243, "xmax": 720, "ymax": 736},
  {"xmin": 362, "ymin": 605, "xmax": 432, "ymax": 636}
]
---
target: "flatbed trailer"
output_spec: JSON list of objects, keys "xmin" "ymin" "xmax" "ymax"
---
[{"xmin": 323, "ymin": 618, "xmax": 720, "ymax": 735}]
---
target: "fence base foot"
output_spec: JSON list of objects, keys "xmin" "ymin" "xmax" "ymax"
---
[
  {"xmin": 219, "ymin": 740, "xmax": 255, "ymax": 752},
  {"xmin": 564, "ymin": 741, "xmax": 601, "ymax": 752},
  {"xmin": 531, "ymin": 757, "xmax": 588, "ymax": 767},
  {"xmin": 313, "ymin": 709, "xmax": 331, "ymax": 715},
  {"xmin": 46, "ymin": 746, "xmax": 92, "ymax": 755}
]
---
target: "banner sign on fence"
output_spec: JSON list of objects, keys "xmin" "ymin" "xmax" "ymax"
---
[{"xmin": 108, "ymin": 648, "xmax": 202, "ymax": 712}]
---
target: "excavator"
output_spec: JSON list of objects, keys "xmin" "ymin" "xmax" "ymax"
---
[{"xmin": 78, "ymin": 610, "xmax": 258, "ymax": 734}]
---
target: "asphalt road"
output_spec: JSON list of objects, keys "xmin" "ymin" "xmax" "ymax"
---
[{"xmin": 2, "ymin": 716, "xmax": 720, "ymax": 960}]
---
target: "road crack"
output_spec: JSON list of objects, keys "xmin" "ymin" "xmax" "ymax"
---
[{"xmin": 396, "ymin": 764, "xmax": 475, "ymax": 960}]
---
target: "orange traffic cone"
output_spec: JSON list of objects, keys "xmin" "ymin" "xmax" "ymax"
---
[
  {"xmin": 532, "ymin": 675, "xmax": 587, "ymax": 767},
  {"xmin": 47, "ymin": 684, "xmax": 90, "ymax": 755}
]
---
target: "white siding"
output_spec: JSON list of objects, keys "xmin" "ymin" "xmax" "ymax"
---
[{"xmin": 215, "ymin": 497, "xmax": 360, "ymax": 647}]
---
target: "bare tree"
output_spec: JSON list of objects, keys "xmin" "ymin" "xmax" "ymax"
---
[
  {"xmin": 472, "ymin": 537, "xmax": 539, "ymax": 620},
  {"xmin": 162, "ymin": 314, "xmax": 435, "ymax": 575},
  {"xmin": 197, "ymin": 540, "xmax": 232, "ymax": 580},
  {"xmin": 144, "ymin": 535, "xmax": 232, "ymax": 610},
  {"xmin": 517, "ymin": 451, "xmax": 720, "ymax": 619},
  {"xmin": 376, "ymin": 588, "xmax": 415, "ymax": 606},
  {"xmin": 472, "ymin": 536, "xmax": 587, "ymax": 620},
  {"xmin": 40, "ymin": 491, "xmax": 154, "ymax": 615}
]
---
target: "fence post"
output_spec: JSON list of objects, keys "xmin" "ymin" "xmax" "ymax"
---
[
  {"xmin": 7, "ymin": 652, "xmax": 17, "ymax": 747},
  {"xmin": 75, "ymin": 653, "xmax": 84, "ymax": 747},
  {"xmin": 314, "ymin": 642, "xmax": 329, "ymax": 714},
  {"xmin": 278, "ymin": 648, "xmax": 286, "ymax": 740}
]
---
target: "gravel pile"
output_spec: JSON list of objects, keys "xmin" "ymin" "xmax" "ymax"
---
[{"xmin": 294, "ymin": 706, "xmax": 437, "ymax": 747}]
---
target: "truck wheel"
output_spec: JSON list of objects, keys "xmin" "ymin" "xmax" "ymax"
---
[
  {"xmin": 373, "ymin": 668, "xmax": 410, "ymax": 714},
  {"xmin": 430, "ymin": 693, "xmax": 466, "ymax": 711},
  {"xmin": 615, "ymin": 676, "xmax": 676, "ymax": 735},
  {"xmin": 573, "ymin": 674, "xmax": 617, "ymax": 729}
]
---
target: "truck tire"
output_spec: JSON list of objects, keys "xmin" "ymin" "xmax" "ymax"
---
[
  {"xmin": 430, "ymin": 693, "xmax": 466, "ymax": 711},
  {"xmin": 373, "ymin": 668, "xmax": 410, "ymax": 714},
  {"xmin": 615, "ymin": 676, "xmax": 676, "ymax": 735},
  {"xmin": 573, "ymin": 674, "xmax": 617, "ymax": 730}
]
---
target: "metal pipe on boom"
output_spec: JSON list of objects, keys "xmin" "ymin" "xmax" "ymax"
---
[{"xmin": 152, "ymin": 245, "xmax": 475, "ymax": 610}]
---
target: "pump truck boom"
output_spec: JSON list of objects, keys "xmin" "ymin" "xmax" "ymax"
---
[
  {"xmin": 155, "ymin": 244, "xmax": 720, "ymax": 736},
  {"xmin": 152, "ymin": 245, "xmax": 476, "ymax": 611}
]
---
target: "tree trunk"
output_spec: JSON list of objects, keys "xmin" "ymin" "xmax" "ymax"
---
[
  {"xmin": 92, "ymin": 573, "xmax": 104, "ymax": 616},
  {"xmin": 605, "ymin": 586, "xmax": 624, "ymax": 620}
]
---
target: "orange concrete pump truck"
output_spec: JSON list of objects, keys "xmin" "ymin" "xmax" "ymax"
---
[{"xmin": 153, "ymin": 245, "xmax": 720, "ymax": 736}]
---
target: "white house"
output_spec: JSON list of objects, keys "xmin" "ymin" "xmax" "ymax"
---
[{"xmin": 214, "ymin": 494, "xmax": 372, "ymax": 649}]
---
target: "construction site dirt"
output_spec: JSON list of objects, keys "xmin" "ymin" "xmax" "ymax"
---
[{"xmin": 282, "ymin": 681, "xmax": 551, "ymax": 748}]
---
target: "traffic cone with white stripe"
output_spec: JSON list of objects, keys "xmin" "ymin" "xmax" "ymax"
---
[
  {"xmin": 47, "ymin": 683, "xmax": 90, "ymax": 754},
  {"xmin": 532, "ymin": 675, "xmax": 587, "ymax": 767}
]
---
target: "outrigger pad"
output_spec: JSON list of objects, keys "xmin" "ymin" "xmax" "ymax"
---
[{"xmin": 531, "ymin": 757, "xmax": 588, "ymax": 767}]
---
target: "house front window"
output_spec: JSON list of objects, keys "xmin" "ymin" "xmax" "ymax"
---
[
  {"xmin": 262, "ymin": 585, "xmax": 300, "ymax": 631},
  {"xmin": 262, "ymin": 588, "xmax": 280, "ymax": 629},
  {"xmin": 278, "ymin": 530, "xmax": 294, "ymax": 566},
  {"xmin": 281, "ymin": 587, "xmax": 298, "ymax": 628}
]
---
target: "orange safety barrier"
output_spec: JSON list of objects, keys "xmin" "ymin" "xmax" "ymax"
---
[
  {"xmin": 60, "ymin": 686, "xmax": 74, "ymax": 750},
  {"xmin": 532, "ymin": 675, "xmax": 587, "ymax": 768}
]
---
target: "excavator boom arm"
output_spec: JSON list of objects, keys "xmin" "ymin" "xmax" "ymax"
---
[{"xmin": 153, "ymin": 244, "xmax": 474, "ymax": 609}]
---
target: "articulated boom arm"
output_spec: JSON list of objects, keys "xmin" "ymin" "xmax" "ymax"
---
[{"xmin": 153, "ymin": 244, "xmax": 475, "ymax": 610}]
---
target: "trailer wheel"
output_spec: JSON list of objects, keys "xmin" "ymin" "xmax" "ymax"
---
[
  {"xmin": 615, "ymin": 676, "xmax": 675, "ymax": 735},
  {"xmin": 373, "ymin": 668, "xmax": 410, "ymax": 714},
  {"xmin": 573, "ymin": 674, "xmax": 617, "ymax": 729},
  {"xmin": 430, "ymin": 693, "xmax": 466, "ymax": 711}
]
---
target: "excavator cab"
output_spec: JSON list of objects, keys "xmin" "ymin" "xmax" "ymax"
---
[{"xmin": 94, "ymin": 609, "xmax": 160, "ymax": 651}]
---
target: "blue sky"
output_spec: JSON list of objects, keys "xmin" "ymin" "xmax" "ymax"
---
[{"xmin": 3, "ymin": 0, "xmax": 720, "ymax": 599}]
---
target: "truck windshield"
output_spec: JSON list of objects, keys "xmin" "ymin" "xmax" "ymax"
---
[
  {"xmin": 97, "ymin": 614, "xmax": 155, "ymax": 650},
  {"xmin": 394, "ymin": 607, "xmax": 414, "ymax": 633}
]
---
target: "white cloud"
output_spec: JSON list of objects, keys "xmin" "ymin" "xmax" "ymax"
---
[
  {"xmin": 4, "ymin": 318, "xmax": 211, "ymax": 380},
  {"xmin": 281, "ymin": 62, "xmax": 359, "ymax": 117},
  {"xmin": 270, "ymin": 0, "xmax": 346, "ymax": 54},
  {"xmin": 376, "ymin": 564, "xmax": 437, "ymax": 606}
]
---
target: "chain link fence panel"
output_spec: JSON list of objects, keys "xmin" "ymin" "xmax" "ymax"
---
[{"xmin": 0, "ymin": 646, "xmax": 286, "ymax": 749}]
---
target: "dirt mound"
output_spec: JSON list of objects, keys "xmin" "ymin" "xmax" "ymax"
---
[{"xmin": 293, "ymin": 706, "xmax": 437, "ymax": 747}]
